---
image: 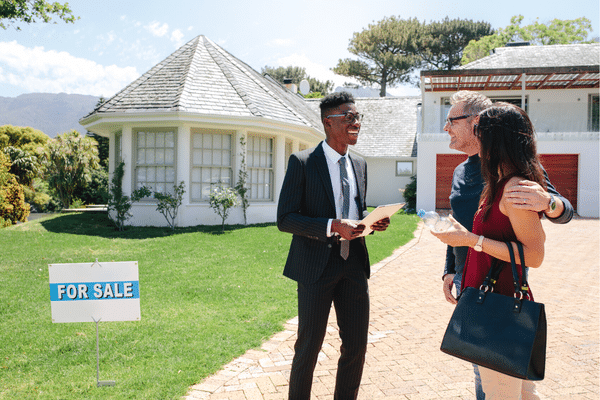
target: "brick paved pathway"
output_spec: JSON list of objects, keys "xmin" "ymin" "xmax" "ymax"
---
[{"xmin": 185, "ymin": 217, "xmax": 599, "ymax": 399}]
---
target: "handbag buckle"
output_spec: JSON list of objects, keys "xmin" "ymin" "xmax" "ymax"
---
[
  {"xmin": 479, "ymin": 285, "xmax": 492, "ymax": 293},
  {"xmin": 514, "ymin": 291, "xmax": 524, "ymax": 300}
]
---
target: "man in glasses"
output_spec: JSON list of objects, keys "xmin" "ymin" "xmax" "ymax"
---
[
  {"xmin": 442, "ymin": 90, "xmax": 573, "ymax": 399},
  {"xmin": 277, "ymin": 91, "xmax": 390, "ymax": 399}
]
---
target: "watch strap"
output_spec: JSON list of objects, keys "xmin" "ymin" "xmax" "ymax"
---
[{"xmin": 474, "ymin": 235, "xmax": 485, "ymax": 252}]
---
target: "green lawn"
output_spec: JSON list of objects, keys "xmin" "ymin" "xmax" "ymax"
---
[{"xmin": 0, "ymin": 210, "xmax": 418, "ymax": 399}]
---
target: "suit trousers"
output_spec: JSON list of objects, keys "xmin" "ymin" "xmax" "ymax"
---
[{"xmin": 288, "ymin": 243, "xmax": 370, "ymax": 400}]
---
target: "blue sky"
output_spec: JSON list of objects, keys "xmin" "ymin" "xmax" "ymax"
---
[{"xmin": 0, "ymin": 0, "xmax": 598, "ymax": 98}]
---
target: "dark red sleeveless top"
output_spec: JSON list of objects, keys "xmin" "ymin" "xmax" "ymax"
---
[{"xmin": 463, "ymin": 182, "xmax": 533, "ymax": 299}]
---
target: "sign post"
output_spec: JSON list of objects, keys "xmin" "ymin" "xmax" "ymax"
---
[{"xmin": 49, "ymin": 260, "xmax": 141, "ymax": 387}]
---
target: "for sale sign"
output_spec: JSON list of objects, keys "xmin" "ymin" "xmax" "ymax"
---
[{"xmin": 49, "ymin": 261, "xmax": 140, "ymax": 323}]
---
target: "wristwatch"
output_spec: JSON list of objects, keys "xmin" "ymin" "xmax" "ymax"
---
[
  {"xmin": 548, "ymin": 194, "xmax": 557, "ymax": 212},
  {"xmin": 474, "ymin": 235, "xmax": 485, "ymax": 252}
]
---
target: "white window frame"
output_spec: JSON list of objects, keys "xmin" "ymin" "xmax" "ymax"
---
[
  {"xmin": 190, "ymin": 129, "xmax": 233, "ymax": 202},
  {"xmin": 396, "ymin": 161, "xmax": 414, "ymax": 176},
  {"xmin": 133, "ymin": 128, "xmax": 177, "ymax": 196},
  {"xmin": 247, "ymin": 134, "xmax": 274, "ymax": 201}
]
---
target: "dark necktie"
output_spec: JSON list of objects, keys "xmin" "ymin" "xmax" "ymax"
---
[{"xmin": 339, "ymin": 157, "xmax": 350, "ymax": 260}]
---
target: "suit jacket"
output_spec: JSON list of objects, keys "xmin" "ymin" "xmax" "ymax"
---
[{"xmin": 277, "ymin": 141, "xmax": 370, "ymax": 284}]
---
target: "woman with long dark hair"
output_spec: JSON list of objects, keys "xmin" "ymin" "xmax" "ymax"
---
[{"xmin": 433, "ymin": 104, "xmax": 546, "ymax": 399}]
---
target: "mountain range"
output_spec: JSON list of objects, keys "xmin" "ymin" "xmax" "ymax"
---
[{"xmin": 0, "ymin": 93, "xmax": 101, "ymax": 138}]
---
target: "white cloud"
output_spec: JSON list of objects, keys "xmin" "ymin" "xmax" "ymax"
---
[
  {"xmin": 0, "ymin": 41, "xmax": 140, "ymax": 97},
  {"xmin": 268, "ymin": 38, "xmax": 294, "ymax": 47},
  {"xmin": 170, "ymin": 29, "xmax": 185, "ymax": 48},
  {"xmin": 145, "ymin": 21, "xmax": 169, "ymax": 37}
]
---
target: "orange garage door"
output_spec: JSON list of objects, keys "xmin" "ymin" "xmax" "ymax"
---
[{"xmin": 435, "ymin": 154, "xmax": 578, "ymax": 211}]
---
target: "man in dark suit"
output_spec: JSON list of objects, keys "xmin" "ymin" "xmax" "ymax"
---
[{"xmin": 277, "ymin": 92, "xmax": 390, "ymax": 400}]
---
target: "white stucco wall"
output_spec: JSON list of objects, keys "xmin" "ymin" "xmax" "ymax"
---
[
  {"xmin": 364, "ymin": 157, "xmax": 415, "ymax": 207},
  {"xmin": 421, "ymin": 88, "xmax": 596, "ymax": 134},
  {"xmin": 98, "ymin": 115, "xmax": 323, "ymax": 227}
]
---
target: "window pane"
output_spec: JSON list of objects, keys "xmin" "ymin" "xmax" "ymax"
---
[
  {"xmin": 156, "ymin": 132, "xmax": 165, "ymax": 147},
  {"xmin": 156, "ymin": 149, "xmax": 165, "ymax": 164},
  {"xmin": 203, "ymin": 149, "xmax": 212, "ymax": 165},
  {"xmin": 396, "ymin": 161, "xmax": 413, "ymax": 175},
  {"xmin": 137, "ymin": 149, "xmax": 145, "ymax": 164},
  {"xmin": 191, "ymin": 183, "xmax": 201, "ymax": 199},
  {"xmin": 166, "ymin": 167, "xmax": 175, "ymax": 183},
  {"xmin": 146, "ymin": 132, "xmax": 155, "ymax": 148},
  {"xmin": 165, "ymin": 149, "xmax": 174, "ymax": 164},
  {"xmin": 166, "ymin": 132, "xmax": 175, "ymax": 148},
  {"xmin": 191, "ymin": 168, "xmax": 201, "ymax": 182},
  {"xmin": 193, "ymin": 133, "xmax": 202, "ymax": 148},
  {"xmin": 138, "ymin": 132, "xmax": 145, "ymax": 147},
  {"xmin": 146, "ymin": 149, "xmax": 155, "ymax": 164},
  {"xmin": 137, "ymin": 167, "xmax": 146, "ymax": 182},
  {"xmin": 156, "ymin": 167, "xmax": 165, "ymax": 182},
  {"xmin": 193, "ymin": 149, "xmax": 202, "ymax": 164}
]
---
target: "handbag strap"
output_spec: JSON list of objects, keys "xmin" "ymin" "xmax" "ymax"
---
[
  {"xmin": 505, "ymin": 241, "xmax": 530, "ymax": 299},
  {"xmin": 480, "ymin": 257, "xmax": 503, "ymax": 292}
]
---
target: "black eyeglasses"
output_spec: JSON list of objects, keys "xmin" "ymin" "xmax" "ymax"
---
[
  {"xmin": 445, "ymin": 114, "xmax": 472, "ymax": 126},
  {"xmin": 326, "ymin": 112, "xmax": 363, "ymax": 124}
]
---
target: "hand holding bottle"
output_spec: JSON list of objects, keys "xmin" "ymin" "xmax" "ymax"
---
[{"xmin": 417, "ymin": 209, "xmax": 452, "ymax": 233}]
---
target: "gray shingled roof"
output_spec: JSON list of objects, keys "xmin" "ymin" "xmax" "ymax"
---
[
  {"xmin": 460, "ymin": 43, "xmax": 599, "ymax": 70},
  {"xmin": 81, "ymin": 35, "xmax": 321, "ymax": 130},
  {"xmin": 306, "ymin": 97, "xmax": 420, "ymax": 158}
]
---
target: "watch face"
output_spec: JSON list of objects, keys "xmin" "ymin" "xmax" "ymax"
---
[{"xmin": 550, "ymin": 196, "xmax": 557, "ymax": 211}]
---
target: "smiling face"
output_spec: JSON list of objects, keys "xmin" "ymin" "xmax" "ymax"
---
[
  {"xmin": 323, "ymin": 102, "xmax": 361, "ymax": 155},
  {"xmin": 444, "ymin": 102, "xmax": 480, "ymax": 156}
]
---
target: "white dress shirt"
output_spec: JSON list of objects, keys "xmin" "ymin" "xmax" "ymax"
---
[{"xmin": 322, "ymin": 141, "xmax": 359, "ymax": 236}]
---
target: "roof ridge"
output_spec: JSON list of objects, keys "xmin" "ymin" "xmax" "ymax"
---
[
  {"xmin": 204, "ymin": 37, "xmax": 313, "ymax": 126},
  {"xmin": 172, "ymin": 36, "xmax": 202, "ymax": 111},
  {"xmin": 91, "ymin": 36, "xmax": 200, "ymax": 115},
  {"xmin": 204, "ymin": 36, "xmax": 262, "ymax": 116}
]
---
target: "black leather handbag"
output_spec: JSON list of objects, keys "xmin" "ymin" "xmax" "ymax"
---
[{"xmin": 440, "ymin": 241, "xmax": 546, "ymax": 380}]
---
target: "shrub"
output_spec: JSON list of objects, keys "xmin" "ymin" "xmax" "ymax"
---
[
  {"xmin": 0, "ymin": 152, "xmax": 30, "ymax": 225},
  {"xmin": 209, "ymin": 186, "xmax": 239, "ymax": 233},
  {"xmin": 107, "ymin": 161, "xmax": 151, "ymax": 231},
  {"xmin": 153, "ymin": 181, "xmax": 185, "ymax": 230},
  {"xmin": 403, "ymin": 175, "xmax": 417, "ymax": 213}
]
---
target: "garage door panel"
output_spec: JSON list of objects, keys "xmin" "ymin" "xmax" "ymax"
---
[
  {"xmin": 435, "ymin": 154, "xmax": 578, "ymax": 211},
  {"xmin": 539, "ymin": 154, "xmax": 578, "ymax": 211}
]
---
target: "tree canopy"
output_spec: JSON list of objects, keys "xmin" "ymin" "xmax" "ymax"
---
[
  {"xmin": 0, "ymin": 125, "xmax": 49, "ymax": 155},
  {"xmin": 333, "ymin": 16, "xmax": 422, "ymax": 97},
  {"xmin": 462, "ymin": 15, "xmax": 594, "ymax": 65},
  {"xmin": 261, "ymin": 65, "xmax": 334, "ymax": 97},
  {"xmin": 43, "ymin": 130, "xmax": 99, "ymax": 209},
  {"xmin": 332, "ymin": 16, "xmax": 491, "ymax": 96},
  {"xmin": 417, "ymin": 17, "xmax": 493, "ymax": 70},
  {"xmin": 0, "ymin": 0, "xmax": 78, "ymax": 30}
]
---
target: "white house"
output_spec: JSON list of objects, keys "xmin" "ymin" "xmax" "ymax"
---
[
  {"xmin": 417, "ymin": 43, "xmax": 599, "ymax": 218},
  {"xmin": 80, "ymin": 35, "xmax": 325, "ymax": 227}
]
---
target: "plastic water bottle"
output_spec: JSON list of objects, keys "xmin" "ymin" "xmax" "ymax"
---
[{"xmin": 417, "ymin": 209, "xmax": 452, "ymax": 232}]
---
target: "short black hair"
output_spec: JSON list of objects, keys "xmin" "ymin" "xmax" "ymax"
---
[{"xmin": 319, "ymin": 91, "xmax": 355, "ymax": 120}]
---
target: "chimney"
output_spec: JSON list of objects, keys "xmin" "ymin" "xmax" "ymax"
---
[{"xmin": 283, "ymin": 78, "xmax": 297, "ymax": 93}]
